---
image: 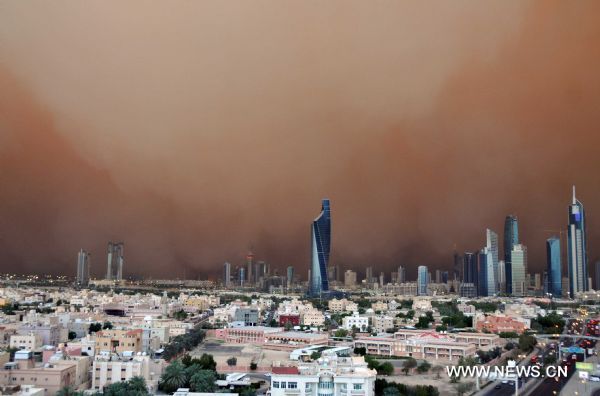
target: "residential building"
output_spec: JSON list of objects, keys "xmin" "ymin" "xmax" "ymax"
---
[{"xmin": 341, "ymin": 312, "xmax": 369, "ymax": 332}]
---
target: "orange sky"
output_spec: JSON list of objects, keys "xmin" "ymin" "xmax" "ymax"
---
[{"xmin": 1, "ymin": 1, "xmax": 599, "ymax": 279}]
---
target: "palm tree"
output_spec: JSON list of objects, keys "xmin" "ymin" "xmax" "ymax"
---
[{"xmin": 160, "ymin": 360, "xmax": 188, "ymax": 393}]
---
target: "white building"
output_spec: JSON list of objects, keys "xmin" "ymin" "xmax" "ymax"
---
[
  {"xmin": 341, "ymin": 312, "xmax": 369, "ymax": 332},
  {"xmin": 10, "ymin": 334, "xmax": 43, "ymax": 350},
  {"xmin": 91, "ymin": 353, "xmax": 165, "ymax": 392},
  {"xmin": 270, "ymin": 355, "xmax": 376, "ymax": 396}
]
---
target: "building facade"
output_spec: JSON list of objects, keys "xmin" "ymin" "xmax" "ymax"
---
[
  {"xmin": 310, "ymin": 199, "xmax": 331, "ymax": 296},
  {"xmin": 546, "ymin": 237, "xmax": 562, "ymax": 297},
  {"xmin": 503, "ymin": 215, "xmax": 519, "ymax": 294},
  {"xmin": 568, "ymin": 186, "xmax": 588, "ymax": 297}
]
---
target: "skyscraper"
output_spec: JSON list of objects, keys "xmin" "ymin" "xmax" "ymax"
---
[
  {"xmin": 397, "ymin": 266, "xmax": 406, "ymax": 283},
  {"xmin": 546, "ymin": 237, "xmax": 562, "ymax": 297},
  {"xmin": 287, "ymin": 266, "xmax": 294, "ymax": 289},
  {"xmin": 223, "ymin": 262, "xmax": 232, "ymax": 288},
  {"xmin": 595, "ymin": 260, "xmax": 600, "ymax": 291},
  {"xmin": 498, "ymin": 260, "xmax": 506, "ymax": 293},
  {"xmin": 463, "ymin": 252, "xmax": 478, "ymax": 287},
  {"xmin": 106, "ymin": 242, "xmax": 124, "ymax": 281},
  {"xmin": 344, "ymin": 270, "xmax": 357, "ymax": 287},
  {"xmin": 246, "ymin": 251, "xmax": 254, "ymax": 284},
  {"xmin": 503, "ymin": 215, "xmax": 519, "ymax": 293},
  {"xmin": 568, "ymin": 186, "xmax": 588, "ymax": 297},
  {"xmin": 417, "ymin": 265, "xmax": 428, "ymax": 296},
  {"xmin": 365, "ymin": 267, "xmax": 373, "ymax": 284},
  {"xmin": 310, "ymin": 199, "xmax": 331, "ymax": 295},
  {"xmin": 76, "ymin": 249, "xmax": 90, "ymax": 286},
  {"xmin": 478, "ymin": 249, "xmax": 489, "ymax": 296},
  {"xmin": 486, "ymin": 229, "xmax": 499, "ymax": 294},
  {"xmin": 511, "ymin": 244, "xmax": 527, "ymax": 296}
]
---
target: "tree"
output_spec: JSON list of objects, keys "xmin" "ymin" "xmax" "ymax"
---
[
  {"xmin": 197, "ymin": 353, "xmax": 217, "ymax": 370},
  {"xmin": 189, "ymin": 370, "xmax": 216, "ymax": 393},
  {"xmin": 250, "ymin": 362, "xmax": 258, "ymax": 370},
  {"xmin": 505, "ymin": 342, "xmax": 516, "ymax": 351},
  {"xmin": 284, "ymin": 321, "xmax": 293, "ymax": 331},
  {"xmin": 334, "ymin": 329, "xmax": 349, "ymax": 338},
  {"xmin": 227, "ymin": 356, "xmax": 237, "ymax": 366},
  {"xmin": 417, "ymin": 360, "xmax": 431, "ymax": 374},
  {"xmin": 56, "ymin": 386, "xmax": 83, "ymax": 396},
  {"xmin": 518, "ymin": 334, "xmax": 537, "ymax": 353},
  {"xmin": 415, "ymin": 316, "xmax": 432, "ymax": 329},
  {"xmin": 431, "ymin": 365, "xmax": 444, "ymax": 379},
  {"xmin": 103, "ymin": 377, "xmax": 149, "ymax": 396},
  {"xmin": 378, "ymin": 362, "xmax": 395, "ymax": 376},
  {"xmin": 160, "ymin": 360, "xmax": 188, "ymax": 393},
  {"xmin": 310, "ymin": 351, "xmax": 321, "ymax": 361},
  {"xmin": 402, "ymin": 357, "xmax": 417, "ymax": 375},
  {"xmin": 68, "ymin": 331, "xmax": 77, "ymax": 340},
  {"xmin": 354, "ymin": 347, "xmax": 366, "ymax": 356},
  {"xmin": 103, "ymin": 321, "xmax": 113, "ymax": 329},
  {"xmin": 88, "ymin": 322, "xmax": 102, "ymax": 334},
  {"xmin": 240, "ymin": 387, "xmax": 257, "ymax": 396}
]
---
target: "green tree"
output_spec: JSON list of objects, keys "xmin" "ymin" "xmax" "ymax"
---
[
  {"xmin": 455, "ymin": 382, "xmax": 473, "ymax": 396},
  {"xmin": 88, "ymin": 322, "xmax": 102, "ymax": 333},
  {"xmin": 518, "ymin": 334, "xmax": 537, "ymax": 353},
  {"xmin": 189, "ymin": 370, "xmax": 216, "ymax": 393},
  {"xmin": 56, "ymin": 386, "xmax": 83, "ymax": 396},
  {"xmin": 334, "ymin": 329, "xmax": 349, "ymax": 338},
  {"xmin": 417, "ymin": 360, "xmax": 431, "ymax": 374},
  {"xmin": 354, "ymin": 347, "xmax": 366, "ymax": 356},
  {"xmin": 103, "ymin": 321, "xmax": 113, "ymax": 329},
  {"xmin": 250, "ymin": 362, "xmax": 258, "ymax": 370},
  {"xmin": 227, "ymin": 356, "xmax": 237, "ymax": 366},
  {"xmin": 68, "ymin": 331, "xmax": 77, "ymax": 340},
  {"xmin": 378, "ymin": 362, "xmax": 395, "ymax": 376},
  {"xmin": 284, "ymin": 321, "xmax": 293, "ymax": 331},
  {"xmin": 310, "ymin": 351, "xmax": 321, "ymax": 361},
  {"xmin": 383, "ymin": 387, "xmax": 401, "ymax": 396},
  {"xmin": 160, "ymin": 360, "xmax": 188, "ymax": 393},
  {"xmin": 402, "ymin": 357, "xmax": 417, "ymax": 375}
]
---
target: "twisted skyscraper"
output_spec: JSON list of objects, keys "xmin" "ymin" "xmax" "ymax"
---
[{"xmin": 310, "ymin": 199, "xmax": 331, "ymax": 296}]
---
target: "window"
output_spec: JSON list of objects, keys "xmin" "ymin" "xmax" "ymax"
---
[
  {"xmin": 288, "ymin": 382, "xmax": 297, "ymax": 389},
  {"xmin": 281, "ymin": 382, "xmax": 287, "ymax": 389},
  {"xmin": 353, "ymin": 384, "xmax": 362, "ymax": 390},
  {"xmin": 273, "ymin": 382, "xmax": 280, "ymax": 388}
]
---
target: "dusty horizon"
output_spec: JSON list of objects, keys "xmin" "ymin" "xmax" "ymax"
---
[{"xmin": 1, "ymin": 1, "xmax": 600, "ymax": 281}]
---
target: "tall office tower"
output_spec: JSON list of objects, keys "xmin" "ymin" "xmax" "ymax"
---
[
  {"xmin": 417, "ymin": 266, "xmax": 428, "ymax": 296},
  {"xmin": 542, "ymin": 271, "xmax": 548, "ymax": 294},
  {"xmin": 257, "ymin": 261, "xmax": 268, "ymax": 281},
  {"xmin": 365, "ymin": 267, "xmax": 373, "ymax": 284},
  {"xmin": 391, "ymin": 272, "xmax": 398, "ymax": 284},
  {"xmin": 441, "ymin": 271, "xmax": 449, "ymax": 284},
  {"xmin": 223, "ymin": 262, "xmax": 232, "ymax": 288},
  {"xmin": 595, "ymin": 261, "xmax": 600, "ymax": 291},
  {"xmin": 76, "ymin": 249, "xmax": 90, "ymax": 286},
  {"xmin": 310, "ymin": 199, "xmax": 331, "ymax": 295},
  {"xmin": 511, "ymin": 244, "xmax": 527, "ymax": 296},
  {"xmin": 328, "ymin": 265, "xmax": 337, "ymax": 282},
  {"xmin": 486, "ymin": 229, "xmax": 499, "ymax": 292},
  {"xmin": 479, "ymin": 247, "xmax": 497, "ymax": 296},
  {"xmin": 239, "ymin": 267, "xmax": 246, "ymax": 286},
  {"xmin": 463, "ymin": 252, "xmax": 478, "ymax": 287},
  {"xmin": 344, "ymin": 270, "xmax": 357, "ymax": 287},
  {"xmin": 478, "ymin": 249, "xmax": 488, "ymax": 296},
  {"xmin": 568, "ymin": 186, "xmax": 588, "ymax": 297},
  {"xmin": 546, "ymin": 237, "xmax": 562, "ymax": 296},
  {"xmin": 397, "ymin": 266, "xmax": 406, "ymax": 283},
  {"xmin": 503, "ymin": 215, "xmax": 519, "ymax": 293},
  {"xmin": 453, "ymin": 251, "xmax": 462, "ymax": 281},
  {"xmin": 435, "ymin": 270, "xmax": 442, "ymax": 284},
  {"xmin": 245, "ymin": 251, "xmax": 254, "ymax": 283},
  {"xmin": 287, "ymin": 266, "xmax": 294, "ymax": 289},
  {"xmin": 379, "ymin": 272, "xmax": 384, "ymax": 287},
  {"xmin": 534, "ymin": 273, "xmax": 541, "ymax": 290},
  {"xmin": 106, "ymin": 242, "xmax": 124, "ymax": 281},
  {"xmin": 497, "ymin": 260, "xmax": 506, "ymax": 293}
]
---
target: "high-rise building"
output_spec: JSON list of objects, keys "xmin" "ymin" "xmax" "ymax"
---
[
  {"xmin": 287, "ymin": 266, "xmax": 294, "ymax": 289},
  {"xmin": 417, "ymin": 265, "xmax": 428, "ymax": 296},
  {"xmin": 397, "ymin": 266, "xmax": 406, "ymax": 283},
  {"xmin": 223, "ymin": 262, "xmax": 232, "ymax": 288},
  {"xmin": 485, "ymin": 229, "xmax": 499, "ymax": 294},
  {"xmin": 106, "ymin": 242, "xmax": 124, "ymax": 281},
  {"xmin": 310, "ymin": 199, "xmax": 331, "ymax": 295},
  {"xmin": 365, "ymin": 267, "xmax": 373, "ymax": 284},
  {"xmin": 479, "ymin": 247, "xmax": 497, "ymax": 297},
  {"xmin": 441, "ymin": 271, "xmax": 449, "ymax": 284},
  {"xmin": 546, "ymin": 237, "xmax": 562, "ymax": 297},
  {"xmin": 76, "ymin": 249, "xmax": 90, "ymax": 286},
  {"xmin": 344, "ymin": 270, "xmax": 357, "ymax": 287},
  {"xmin": 246, "ymin": 251, "xmax": 254, "ymax": 284},
  {"xmin": 239, "ymin": 267, "xmax": 246, "ymax": 287},
  {"xmin": 453, "ymin": 251, "xmax": 462, "ymax": 281},
  {"xmin": 511, "ymin": 244, "xmax": 527, "ymax": 296},
  {"xmin": 498, "ymin": 260, "xmax": 506, "ymax": 293},
  {"xmin": 503, "ymin": 215, "xmax": 519, "ymax": 294},
  {"xmin": 568, "ymin": 186, "xmax": 588, "ymax": 297},
  {"xmin": 534, "ymin": 273, "xmax": 541, "ymax": 290},
  {"xmin": 435, "ymin": 270, "xmax": 442, "ymax": 284},
  {"xmin": 478, "ymin": 249, "xmax": 488, "ymax": 297},
  {"xmin": 463, "ymin": 252, "xmax": 478, "ymax": 289},
  {"xmin": 379, "ymin": 272, "xmax": 384, "ymax": 287}
]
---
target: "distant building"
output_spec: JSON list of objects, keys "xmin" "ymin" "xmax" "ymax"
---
[
  {"xmin": 344, "ymin": 270, "xmax": 357, "ymax": 287},
  {"xmin": 397, "ymin": 266, "xmax": 406, "ymax": 283},
  {"xmin": 106, "ymin": 241, "xmax": 124, "ymax": 281},
  {"xmin": 503, "ymin": 215, "xmax": 519, "ymax": 294},
  {"xmin": 310, "ymin": 199, "xmax": 331, "ymax": 296},
  {"xmin": 287, "ymin": 266, "xmax": 294, "ymax": 289},
  {"xmin": 417, "ymin": 266, "xmax": 428, "ymax": 296},
  {"xmin": 463, "ymin": 252, "xmax": 478, "ymax": 293},
  {"xmin": 246, "ymin": 251, "xmax": 254, "ymax": 284},
  {"xmin": 365, "ymin": 267, "xmax": 373, "ymax": 284},
  {"xmin": 76, "ymin": 249, "xmax": 90, "ymax": 286},
  {"xmin": 568, "ymin": 186, "xmax": 588, "ymax": 297},
  {"xmin": 223, "ymin": 262, "xmax": 232, "ymax": 288},
  {"xmin": 546, "ymin": 237, "xmax": 562, "ymax": 297},
  {"xmin": 233, "ymin": 308, "xmax": 259, "ymax": 326},
  {"xmin": 511, "ymin": 244, "xmax": 528, "ymax": 296},
  {"xmin": 595, "ymin": 260, "xmax": 600, "ymax": 291}
]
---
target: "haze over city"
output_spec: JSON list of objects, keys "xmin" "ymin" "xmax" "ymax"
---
[{"xmin": 1, "ymin": 1, "xmax": 600, "ymax": 279}]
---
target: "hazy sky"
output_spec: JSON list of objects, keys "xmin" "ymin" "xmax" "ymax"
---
[{"xmin": 1, "ymin": 1, "xmax": 599, "ymax": 280}]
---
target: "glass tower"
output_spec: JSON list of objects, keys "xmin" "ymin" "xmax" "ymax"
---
[
  {"xmin": 568, "ymin": 186, "xmax": 588, "ymax": 298},
  {"xmin": 310, "ymin": 199, "xmax": 331, "ymax": 295},
  {"xmin": 546, "ymin": 237, "xmax": 562, "ymax": 297},
  {"xmin": 417, "ymin": 265, "xmax": 428, "ymax": 296},
  {"xmin": 511, "ymin": 244, "xmax": 527, "ymax": 296},
  {"xmin": 503, "ymin": 215, "xmax": 519, "ymax": 293}
]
